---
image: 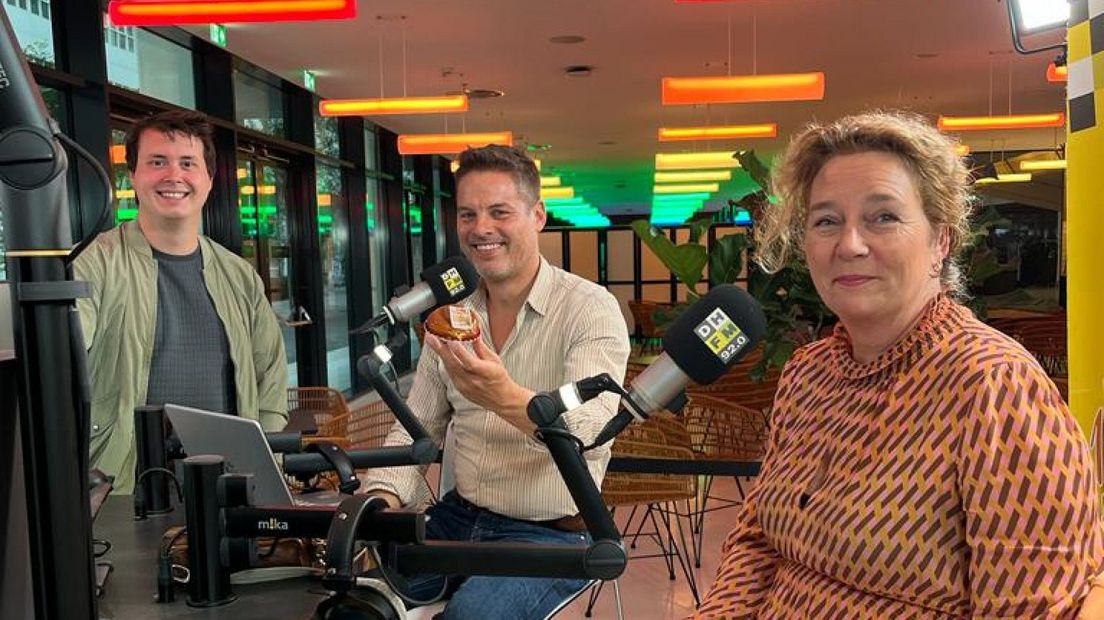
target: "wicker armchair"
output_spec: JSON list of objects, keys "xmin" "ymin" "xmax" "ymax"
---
[
  {"xmin": 600, "ymin": 412, "xmax": 700, "ymax": 607},
  {"xmin": 287, "ymin": 386, "xmax": 351, "ymax": 448},
  {"xmin": 680, "ymin": 392, "xmax": 770, "ymax": 568},
  {"xmin": 346, "ymin": 399, "xmax": 396, "ymax": 450}
]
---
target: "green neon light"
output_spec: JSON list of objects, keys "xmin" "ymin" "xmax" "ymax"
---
[
  {"xmin": 317, "ymin": 214, "xmax": 333, "ymax": 224},
  {"xmin": 653, "ymin": 192, "xmax": 711, "ymax": 202},
  {"xmin": 543, "ymin": 197, "xmax": 587, "ymax": 206}
]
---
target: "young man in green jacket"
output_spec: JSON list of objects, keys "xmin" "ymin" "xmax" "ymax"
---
[{"xmin": 74, "ymin": 110, "xmax": 287, "ymax": 493}]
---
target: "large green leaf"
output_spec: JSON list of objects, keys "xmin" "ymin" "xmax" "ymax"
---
[
  {"xmin": 688, "ymin": 216, "xmax": 712, "ymax": 244},
  {"xmin": 708, "ymin": 233, "xmax": 748, "ymax": 287},
  {"xmin": 631, "ymin": 219, "xmax": 708, "ymax": 289},
  {"xmin": 734, "ymin": 150, "xmax": 772, "ymax": 192}
]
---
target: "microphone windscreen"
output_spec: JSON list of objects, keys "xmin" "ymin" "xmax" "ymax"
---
[
  {"xmin": 662, "ymin": 284, "xmax": 767, "ymax": 385},
  {"xmin": 422, "ymin": 256, "xmax": 480, "ymax": 305}
]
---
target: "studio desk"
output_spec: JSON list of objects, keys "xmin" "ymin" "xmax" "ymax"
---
[{"xmin": 94, "ymin": 497, "xmax": 327, "ymax": 620}]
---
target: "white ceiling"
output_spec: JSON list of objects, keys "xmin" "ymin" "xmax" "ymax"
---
[{"xmin": 191, "ymin": 0, "xmax": 1068, "ymax": 214}]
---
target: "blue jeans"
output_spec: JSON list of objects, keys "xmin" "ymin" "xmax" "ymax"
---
[{"xmin": 388, "ymin": 492, "xmax": 591, "ymax": 620}]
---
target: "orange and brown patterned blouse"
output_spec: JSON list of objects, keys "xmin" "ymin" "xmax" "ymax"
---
[{"xmin": 695, "ymin": 296, "xmax": 1102, "ymax": 619}]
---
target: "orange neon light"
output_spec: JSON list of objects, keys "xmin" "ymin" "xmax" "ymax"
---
[
  {"xmin": 108, "ymin": 0, "xmax": 356, "ymax": 26},
  {"xmin": 937, "ymin": 113, "xmax": 1065, "ymax": 131},
  {"xmin": 398, "ymin": 132, "xmax": 513, "ymax": 155},
  {"xmin": 662, "ymin": 72, "xmax": 825, "ymax": 105},
  {"xmin": 110, "ymin": 144, "xmax": 126, "ymax": 165},
  {"xmin": 658, "ymin": 123, "xmax": 777, "ymax": 141},
  {"xmin": 317, "ymin": 194, "xmax": 332, "ymax": 206},
  {"xmin": 319, "ymin": 95, "xmax": 469, "ymax": 117},
  {"xmin": 1046, "ymin": 62, "xmax": 1068, "ymax": 83}
]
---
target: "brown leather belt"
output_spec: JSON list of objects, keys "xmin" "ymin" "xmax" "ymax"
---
[
  {"xmin": 450, "ymin": 493, "xmax": 587, "ymax": 533},
  {"xmin": 538, "ymin": 513, "xmax": 588, "ymax": 533}
]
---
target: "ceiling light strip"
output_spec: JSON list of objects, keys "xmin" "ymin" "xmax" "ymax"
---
[
  {"xmin": 655, "ymin": 170, "xmax": 732, "ymax": 183},
  {"xmin": 1046, "ymin": 63, "xmax": 1068, "ymax": 83},
  {"xmin": 937, "ymin": 113, "xmax": 1065, "ymax": 131},
  {"xmin": 975, "ymin": 173, "xmax": 1033, "ymax": 185},
  {"xmin": 108, "ymin": 0, "xmax": 356, "ymax": 25},
  {"xmin": 655, "ymin": 151, "xmax": 742, "ymax": 170},
  {"xmin": 320, "ymin": 95, "xmax": 469, "ymax": 116},
  {"xmin": 662, "ymin": 72, "xmax": 825, "ymax": 105},
  {"xmin": 1019, "ymin": 159, "xmax": 1067, "ymax": 171},
  {"xmin": 658, "ymin": 123, "xmax": 777, "ymax": 141},
  {"xmin": 653, "ymin": 183, "xmax": 719, "ymax": 194},
  {"xmin": 398, "ymin": 131, "xmax": 513, "ymax": 155},
  {"xmin": 540, "ymin": 187, "xmax": 575, "ymax": 200}
]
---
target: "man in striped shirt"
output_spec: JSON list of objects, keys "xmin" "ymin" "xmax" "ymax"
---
[{"xmin": 359, "ymin": 145, "xmax": 630, "ymax": 618}]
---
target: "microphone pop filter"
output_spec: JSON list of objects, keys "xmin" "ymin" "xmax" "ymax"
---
[
  {"xmin": 422, "ymin": 256, "xmax": 480, "ymax": 305},
  {"xmin": 662, "ymin": 284, "xmax": 767, "ymax": 385}
]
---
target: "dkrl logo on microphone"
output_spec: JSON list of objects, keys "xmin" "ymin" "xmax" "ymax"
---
[
  {"xmin": 440, "ymin": 267, "xmax": 467, "ymax": 296},
  {"xmin": 695, "ymin": 308, "xmax": 748, "ymax": 363}
]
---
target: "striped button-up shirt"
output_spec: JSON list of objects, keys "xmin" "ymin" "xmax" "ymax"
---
[{"xmin": 361, "ymin": 258, "xmax": 630, "ymax": 520}]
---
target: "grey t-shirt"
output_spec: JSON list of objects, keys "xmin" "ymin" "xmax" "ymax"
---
[{"xmin": 145, "ymin": 246, "xmax": 237, "ymax": 414}]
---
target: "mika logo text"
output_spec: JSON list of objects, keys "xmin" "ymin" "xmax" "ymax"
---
[{"xmin": 257, "ymin": 518, "xmax": 290, "ymax": 531}]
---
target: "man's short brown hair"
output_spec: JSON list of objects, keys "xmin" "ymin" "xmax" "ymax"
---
[
  {"xmin": 454, "ymin": 144, "xmax": 541, "ymax": 206},
  {"xmin": 125, "ymin": 109, "xmax": 216, "ymax": 176}
]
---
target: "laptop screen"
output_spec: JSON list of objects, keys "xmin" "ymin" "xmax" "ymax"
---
[{"xmin": 164, "ymin": 404, "xmax": 295, "ymax": 506}]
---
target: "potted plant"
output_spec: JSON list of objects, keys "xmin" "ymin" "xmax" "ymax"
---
[{"xmin": 632, "ymin": 150, "xmax": 833, "ymax": 380}]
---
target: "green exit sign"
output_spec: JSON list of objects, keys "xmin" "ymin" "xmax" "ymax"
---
[
  {"xmin": 209, "ymin": 24, "xmax": 227, "ymax": 48},
  {"xmin": 303, "ymin": 70, "xmax": 317, "ymax": 92}
]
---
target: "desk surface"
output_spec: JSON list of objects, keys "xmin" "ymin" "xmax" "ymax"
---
[{"xmin": 94, "ymin": 498, "xmax": 328, "ymax": 620}]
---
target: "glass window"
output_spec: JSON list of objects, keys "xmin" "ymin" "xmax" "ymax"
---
[
  {"xmin": 365, "ymin": 178, "xmax": 386, "ymax": 319},
  {"xmin": 314, "ymin": 106, "xmax": 339, "ymax": 158},
  {"xmin": 109, "ymin": 128, "xmax": 138, "ymax": 225},
  {"xmin": 316, "ymin": 163, "xmax": 351, "ymax": 392},
  {"xmin": 234, "ymin": 68, "xmax": 286, "ymax": 138},
  {"xmin": 363, "ymin": 124, "xmax": 378, "ymax": 171},
  {"xmin": 105, "ymin": 28, "xmax": 195, "ymax": 109},
  {"xmin": 6, "ymin": 0, "xmax": 56, "ymax": 67}
]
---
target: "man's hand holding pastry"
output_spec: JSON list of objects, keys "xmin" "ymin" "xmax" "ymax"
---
[{"xmin": 423, "ymin": 306, "xmax": 535, "ymax": 434}]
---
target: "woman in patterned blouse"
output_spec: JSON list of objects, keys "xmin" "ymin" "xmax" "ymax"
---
[{"xmin": 693, "ymin": 111, "xmax": 1103, "ymax": 619}]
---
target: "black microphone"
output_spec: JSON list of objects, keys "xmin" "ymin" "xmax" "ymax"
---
[
  {"xmin": 526, "ymin": 373, "xmax": 622, "ymax": 428},
  {"xmin": 351, "ymin": 256, "xmax": 480, "ymax": 333},
  {"xmin": 590, "ymin": 285, "xmax": 767, "ymax": 447}
]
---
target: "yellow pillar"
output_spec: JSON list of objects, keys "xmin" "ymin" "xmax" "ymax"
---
[{"xmin": 1066, "ymin": 0, "xmax": 1104, "ymax": 435}]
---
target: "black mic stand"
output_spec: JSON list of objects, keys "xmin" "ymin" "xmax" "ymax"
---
[{"xmin": 0, "ymin": 10, "xmax": 97, "ymax": 620}]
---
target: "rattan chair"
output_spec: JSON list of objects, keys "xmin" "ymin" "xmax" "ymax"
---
[
  {"xmin": 681, "ymin": 392, "xmax": 770, "ymax": 568},
  {"xmin": 346, "ymin": 399, "xmax": 395, "ymax": 450},
  {"xmin": 599, "ymin": 412, "xmax": 701, "ymax": 608},
  {"xmin": 287, "ymin": 386, "xmax": 351, "ymax": 448}
]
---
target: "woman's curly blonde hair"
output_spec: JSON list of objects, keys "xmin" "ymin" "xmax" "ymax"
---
[{"xmin": 756, "ymin": 111, "xmax": 974, "ymax": 298}]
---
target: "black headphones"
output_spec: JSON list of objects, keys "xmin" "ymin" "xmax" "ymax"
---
[
  {"xmin": 304, "ymin": 440, "xmax": 361, "ymax": 495},
  {"xmin": 313, "ymin": 496, "xmax": 403, "ymax": 620}
]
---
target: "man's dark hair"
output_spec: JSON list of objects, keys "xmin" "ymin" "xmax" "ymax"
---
[
  {"xmin": 125, "ymin": 109, "xmax": 216, "ymax": 176},
  {"xmin": 454, "ymin": 144, "xmax": 540, "ymax": 206}
]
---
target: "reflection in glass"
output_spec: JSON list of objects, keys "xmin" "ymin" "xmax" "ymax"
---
[
  {"xmin": 317, "ymin": 163, "xmax": 350, "ymax": 392},
  {"xmin": 6, "ymin": 0, "xmax": 55, "ymax": 67},
  {"xmin": 105, "ymin": 27, "xmax": 196, "ymax": 109},
  {"xmin": 314, "ymin": 111, "xmax": 340, "ymax": 158},
  {"xmin": 234, "ymin": 69, "xmax": 286, "ymax": 138},
  {"xmin": 365, "ymin": 177, "xmax": 387, "ymax": 318},
  {"xmin": 110, "ymin": 128, "xmax": 138, "ymax": 225},
  {"xmin": 238, "ymin": 159, "xmax": 298, "ymax": 385}
]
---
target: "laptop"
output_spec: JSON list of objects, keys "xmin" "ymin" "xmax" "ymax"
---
[{"xmin": 164, "ymin": 404, "xmax": 342, "ymax": 506}]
